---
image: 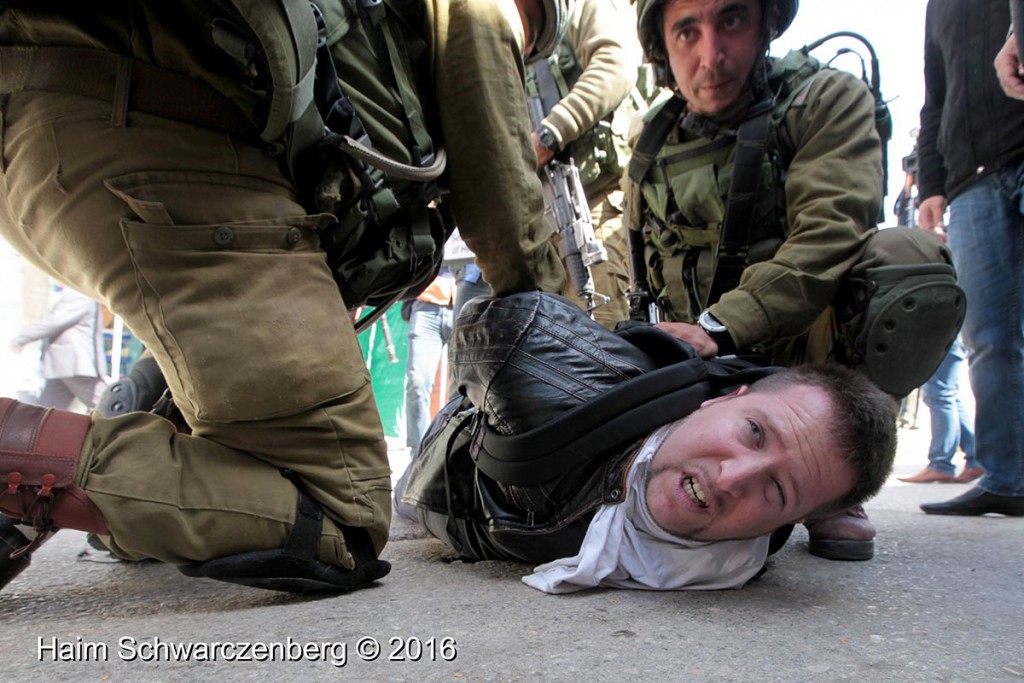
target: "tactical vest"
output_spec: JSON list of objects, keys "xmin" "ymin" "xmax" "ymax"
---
[
  {"xmin": 525, "ymin": 40, "xmax": 647, "ymax": 193},
  {"xmin": 631, "ymin": 50, "xmax": 822, "ymax": 322},
  {"xmin": 217, "ymin": 0, "xmax": 450, "ymax": 329}
]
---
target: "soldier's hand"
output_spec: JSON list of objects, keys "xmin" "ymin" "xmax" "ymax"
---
[
  {"xmin": 654, "ymin": 322, "xmax": 718, "ymax": 358},
  {"xmin": 917, "ymin": 195, "xmax": 947, "ymax": 241},
  {"xmin": 995, "ymin": 33, "xmax": 1024, "ymax": 101}
]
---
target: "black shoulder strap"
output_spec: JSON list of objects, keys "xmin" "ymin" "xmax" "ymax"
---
[
  {"xmin": 704, "ymin": 94, "xmax": 776, "ymax": 307},
  {"xmin": 470, "ymin": 356, "xmax": 777, "ymax": 486},
  {"xmin": 627, "ymin": 96, "xmax": 686, "ymax": 185}
]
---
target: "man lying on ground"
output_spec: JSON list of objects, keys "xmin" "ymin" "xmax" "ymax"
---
[{"xmin": 396, "ymin": 292, "xmax": 897, "ymax": 593}]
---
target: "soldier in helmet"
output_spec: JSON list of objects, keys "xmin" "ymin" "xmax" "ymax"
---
[
  {"xmin": 0, "ymin": 0, "xmax": 571, "ymax": 594},
  {"xmin": 623, "ymin": 0, "xmax": 889, "ymax": 561}
]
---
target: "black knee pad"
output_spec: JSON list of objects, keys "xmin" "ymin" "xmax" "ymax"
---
[
  {"xmin": 178, "ymin": 472, "xmax": 390, "ymax": 593},
  {"xmin": 834, "ymin": 228, "xmax": 967, "ymax": 397},
  {"xmin": 96, "ymin": 355, "xmax": 168, "ymax": 417}
]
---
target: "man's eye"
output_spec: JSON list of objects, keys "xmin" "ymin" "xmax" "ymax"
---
[
  {"xmin": 747, "ymin": 419, "xmax": 764, "ymax": 446},
  {"xmin": 774, "ymin": 478, "xmax": 788, "ymax": 508},
  {"xmin": 722, "ymin": 13, "xmax": 743, "ymax": 30}
]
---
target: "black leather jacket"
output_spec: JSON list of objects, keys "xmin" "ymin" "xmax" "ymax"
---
[
  {"xmin": 918, "ymin": 0, "xmax": 1024, "ymax": 201},
  {"xmin": 400, "ymin": 292, "xmax": 774, "ymax": 563}
]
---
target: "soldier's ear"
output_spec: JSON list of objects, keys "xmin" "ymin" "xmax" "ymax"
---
[{"xmin": 700, "ymin": 384, "xmax": 749, "ymax": 408}]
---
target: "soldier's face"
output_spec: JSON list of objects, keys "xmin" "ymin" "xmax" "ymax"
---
[
  {"xmin": 661, "ymin": 0, "xmax": 763, "ymax": 116},
  {"xmin": 645, "ymin": 383, "xmax": 856, "ymax": 542},
  {"xmin": 515, "ymin": 0, "xmax": 545, "ymax": 57}
]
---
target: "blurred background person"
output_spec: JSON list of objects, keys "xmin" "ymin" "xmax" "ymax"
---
[
  {"xmin": 917, "ymin": 0, "xmax": 1024, "ymax": 516},
  {"xmin": 899, "ymin": 338, "xmax": 982, "ymax": 483},
  {"xmin": 403, "ymin": 271, "xmax": 455, "ymax": 451},
  {"xmin": 8, "ymin": 286, "xmax": 107, "ymax": 412}
]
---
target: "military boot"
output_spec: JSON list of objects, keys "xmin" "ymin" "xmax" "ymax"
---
[
  {"xmin": 803, "ymin": 504, "xmax": 875, "ymax": 561},
  {"xmin": 0, "ymin": 398, "xmax": 109, "ymax": 588}
]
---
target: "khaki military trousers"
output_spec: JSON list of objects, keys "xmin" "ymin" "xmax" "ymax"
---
[{"xmin": 0, "ymin": 91, "xmax": 390, "ymax": 568}]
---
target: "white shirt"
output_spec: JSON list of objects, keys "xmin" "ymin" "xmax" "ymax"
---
[{"xmin": 522, "ymin": 425, "xmax": 771, "ymax": 593}]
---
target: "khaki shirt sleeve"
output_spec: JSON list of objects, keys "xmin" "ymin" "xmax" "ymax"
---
[
  {"xmin": 427, "ymin": 0, "xmax": 564, "ymax": 295},
  {"xmin": 541, "ymin": 0, "xmax": 639, "ymax": 148},
  {"xmin": 710, "ymin": 69, "xmax": 881, "ymax": 349}
]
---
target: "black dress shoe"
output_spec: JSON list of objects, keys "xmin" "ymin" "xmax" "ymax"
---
[{"xmin": 920, "ymin": 486, "xmax": 1024, "ymax": 516}]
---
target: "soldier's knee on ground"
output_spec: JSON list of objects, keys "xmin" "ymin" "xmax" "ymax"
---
[{"xmin": 178, "ymin": 472, "xmax": 390, "ymax": 594}]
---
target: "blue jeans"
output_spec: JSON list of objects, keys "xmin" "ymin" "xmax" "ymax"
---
[
  {"xmin": 946, "ymin": 166, "xmax": 1024, "ymax": 496},
  {"xmin": 404, "ymin": 301, "xmax": 453, "ymax": 449},
  {"xmin": 919, "ymin": 339, "xmax": 978, "ymax": 475}
]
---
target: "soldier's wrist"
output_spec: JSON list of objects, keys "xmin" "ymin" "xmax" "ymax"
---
[
  {"xmin": 697, "ymin": 310, "xmax": 736, "ymax": 356},
  {"xmin": 538, "ymin": 126, "xmax": 560, "ymax": 153}
]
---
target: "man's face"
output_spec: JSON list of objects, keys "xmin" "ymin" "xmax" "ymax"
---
[
  {"xmin": 645, "ymin": 383, "xmax": 856, "ymax": 542},
  {"xmin": 515, "ymin": 0, "xmax": 544, "ymax": 57},
  {"xmin": 661, "ymin": 0, "xmax": 764, "ymax": 116}
]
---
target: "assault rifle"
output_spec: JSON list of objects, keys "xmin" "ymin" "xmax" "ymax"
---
[{"xmin": 527, "ymin": 60, "xmax": 609, "ymax": 315}]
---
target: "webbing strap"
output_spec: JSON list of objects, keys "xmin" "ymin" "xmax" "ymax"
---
[
  {"xmin": 281, "ymin": 0, "xmax": 319, "ymax": 124},
  {"xmin": 627, "ymin": 97, "xmax": 686, "ymax": 185},
  {"xmin": 281, "ymin": 469, "xmax": 378, "ymax": 567},
  {"xmin": 378, "ymin": 15, "xmax": 434, "ymax": 163},
  {"xmin": 279, "ymin": 469, "xmax": 323, "ymax": 561},
  {"xmin": 705, "ymin": 96, "xmax": 776, "ymax": 307},
  {"xmin": 532, "ymin": 58, "xmax": 564, "ymax": 120}
]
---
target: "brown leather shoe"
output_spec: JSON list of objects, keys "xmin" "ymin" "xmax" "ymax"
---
[
  {"xmin": 954, "ymin": 467, "xmax": 985, "ymax": 483},
  {"xmin": 898, "ymin": 467, "xmax": 958, "ymax": 484},
  {"xmin": 803, "ymin": 505, "xmax": 875, "ymax": 561},
  {"xmin": 0, "ymin": 399, "xmax": 108, "ymax": 541}
]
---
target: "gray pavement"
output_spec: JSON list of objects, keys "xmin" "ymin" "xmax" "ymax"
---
[{"xmin": 2, "ymin": 421, "xmax": 1022, "ymax": 683}]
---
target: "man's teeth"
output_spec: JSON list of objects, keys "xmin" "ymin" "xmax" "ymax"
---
[{"xmin": 685, "ymin": 477, "xmax": 708, "ymax": 508}]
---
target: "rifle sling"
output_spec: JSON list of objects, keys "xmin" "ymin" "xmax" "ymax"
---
[{"xmin": 532, "ymin": 57, "xmax": 564, "ymax": 121}]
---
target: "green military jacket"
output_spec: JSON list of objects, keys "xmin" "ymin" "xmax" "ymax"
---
[
  {"xmin": 527, "ymin": 0, "xmax": 643, "ymax": 198},
  {"xmin": 624, "ymin": 51, "xmax": 883, "ymax": 354},
  {"xmin": 0, "ymin": 0, "xmax": 563, "ymax": 297}
]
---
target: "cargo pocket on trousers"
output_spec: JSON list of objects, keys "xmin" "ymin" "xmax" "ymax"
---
[{"xmin": 110, "ymin": 174, "xmax": 369, "ymax": 422}]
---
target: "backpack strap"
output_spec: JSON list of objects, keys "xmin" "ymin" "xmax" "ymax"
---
[
  {"xmin": 627, "ymin": 96, "xmax": 686, "ymax": 185},
  {"xmin": 705, "ymin": 92, "xmax": 777, "ymax": 307},
  {"xmin": 470, "ymin": 356, "xmax": 778, "ymax": 486}
]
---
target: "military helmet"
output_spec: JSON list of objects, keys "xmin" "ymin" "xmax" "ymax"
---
[
  {"xmin": 637, "ymin": 0, "xmax": 798, "ymax": 85},
  {"xmin": 527, "ymin": 0, "xmax": 575, "ymax": 64}
]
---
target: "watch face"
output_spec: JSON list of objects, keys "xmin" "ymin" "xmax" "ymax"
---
[
  {"xmin": 699, "ymin": 311, "xmax": 726, "ymax": 334},
  {"xmin": 539, "ymin": 128, "xmax": 558, "ymax": 151}
]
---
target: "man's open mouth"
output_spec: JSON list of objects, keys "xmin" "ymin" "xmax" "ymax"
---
[{"xmin": 684, "ymin": 476, "xmax": 708, "ymax": 508}]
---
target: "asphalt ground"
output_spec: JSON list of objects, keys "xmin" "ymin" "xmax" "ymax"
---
[{"xmin": 2, "ymin": 417, "xmax": 1022, "ymax": 683}]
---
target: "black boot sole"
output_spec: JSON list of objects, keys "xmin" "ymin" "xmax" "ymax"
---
[
  {"xmin": 808, "ymin": 538, "xmax": 874, "ymax": 561},
  {"xmin": 0, "ymin": 518, "xmax": 32, "ymax": 589}
]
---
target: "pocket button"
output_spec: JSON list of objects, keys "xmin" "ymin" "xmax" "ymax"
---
[{"xmin": 213, "ymin": 226, "xmax": 234, "ymax": 247}]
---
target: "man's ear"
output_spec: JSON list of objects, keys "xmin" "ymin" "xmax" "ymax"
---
[{"xmin": 700, "ymin": 384, "xmax": 750, "ymax": 408}]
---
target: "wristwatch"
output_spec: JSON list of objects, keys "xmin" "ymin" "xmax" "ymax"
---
[
  {"xmin": 538, "ymin": 126, "xmax": 560, "ymax": 153},
  {"xmin": 697, "ymin": 310, "xmax": 736, "ymax": 355}
]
